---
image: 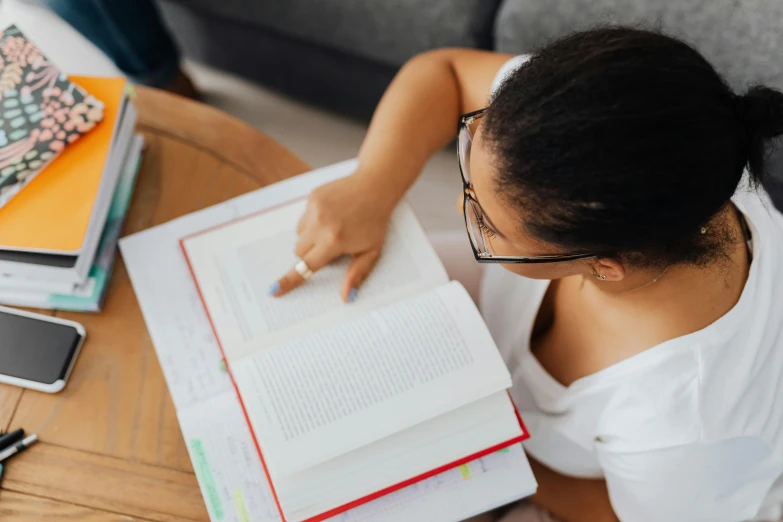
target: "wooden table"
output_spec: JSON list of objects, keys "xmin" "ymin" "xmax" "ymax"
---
[{"xmin": 0, "ymin": 87, "xmax": 310, "ymax": 521}]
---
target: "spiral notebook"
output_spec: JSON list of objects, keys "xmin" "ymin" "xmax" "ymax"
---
[{"xmin": 0, "ymin": 24, "xmax": 104, "ymax": 208}]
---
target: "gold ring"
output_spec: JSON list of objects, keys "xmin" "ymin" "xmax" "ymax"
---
[{"xmin": 294, "ymin": 259, "xmax": 313, "ymax": 280}]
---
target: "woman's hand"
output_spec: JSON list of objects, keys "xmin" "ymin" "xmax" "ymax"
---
[
  {"xmin": 270, "ymin": 173, "xmax": 397, "ymax": 302},
  {"xmin": 269, "ymin": 48, "xmax": 511, "ymax": 302}
]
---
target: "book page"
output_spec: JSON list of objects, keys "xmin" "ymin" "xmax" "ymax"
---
[
  {"xmin": 182, "ymin": 199, "xmax": 448, "ymax": 362},
  {"xmin": 177, "ymin": 393, "xmax": 533, "ymax": 522},
  {"xmin": 232, "ymin": 281, "xmax": 512, "ymax": 477},
  {"xmin": 324, "ymin": 444, "xmax": 535, "ymax": 522},
  {"xmin": 277, "ymin": 393, "xmax": 524, "ymax": 520}
]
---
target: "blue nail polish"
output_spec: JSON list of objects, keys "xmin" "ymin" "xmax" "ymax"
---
[
  {"xmin": 268, "ymin": 282, "xmax": 280, "ymax": 295},
  {"xmin": 347, "ymin": 288, "xmax": 358, "ymax": 303}
]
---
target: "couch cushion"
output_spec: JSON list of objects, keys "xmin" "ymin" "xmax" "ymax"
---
[
  {"xmin": 494, "ymin": 0, "xmax": 783, "ymax": 91},
  {"xmin": 494, "ymin": 0, "xmax": 783, "ymax": 208},
  {"xmin": 166, "ymin": 0, "xmax": 501, "ymax": 66},
  {"xmin": 160, "ymin": 2, "xmax": 398, "ymax": 121}
]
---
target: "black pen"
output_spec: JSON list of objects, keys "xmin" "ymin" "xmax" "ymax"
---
[
  {"xmin": 0, "ymin": 428, "xmax": 24, "ymax": 452},
  {"xmin": 0, "ymin": 434, "xmax": 37, "ymax": 463}
]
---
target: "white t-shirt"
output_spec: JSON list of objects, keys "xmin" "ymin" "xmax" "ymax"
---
[{"xmin": 483, "ymin": 56, "xmax": 783, "ymax": 522}]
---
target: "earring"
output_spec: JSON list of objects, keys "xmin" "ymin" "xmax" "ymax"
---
[{"xmin": 592, "ymin": 267, "xmax": 607, "ymax": 280}]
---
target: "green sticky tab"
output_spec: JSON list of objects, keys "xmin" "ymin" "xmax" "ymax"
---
[
  {"xmin": 233, "ymin": 489, "xmax": 251, "ymax": 522},
  {"xmin": 497, "ymin": 447, "xmax": 511, "ymax": 454},
  {"xmin": 218, "ymin": 359, "xmax": 227, "ymax": 373},
  {"xmin": 124, "ymin": 82, "xmax": 137, "ymax": 100},
  {"xmin": 190, "ymin": 439, "xmax": 225, "ymax": 519},
  {"xmin": 458, "ymin": 464, "xmax": 472, "ymax": 480}
]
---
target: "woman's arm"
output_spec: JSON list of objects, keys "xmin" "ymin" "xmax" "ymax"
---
[
  {"xmin": 353, "ymin": 48, "xmax": 514, "ymax": 204},
  {"xmin": 274, "ymin": 49, "xmax": 513, "ymax": 298},
  {"xmin": 529, "ymin": 458, "xmax": 620, "ymax": 522}
]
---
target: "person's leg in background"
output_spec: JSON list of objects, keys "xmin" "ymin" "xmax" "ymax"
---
[{"xmin": 38, "ymin": 0, "xmax": 198, "ymax": 98}]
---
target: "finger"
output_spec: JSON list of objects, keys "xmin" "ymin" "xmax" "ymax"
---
[
  {"xmin": 271, "ymin": 244, "xmax": 336, "ymax": 297},
  {"xmin": 294, "ymin": 234, "xmax": 315, "ymax": 258},
  {"xmin": 296, "ymin": 203, "xmax": 314, "ymax": 235},
  {"xmin": 341, "ymin": 249, "xmax": 382, "ymax": 303}
]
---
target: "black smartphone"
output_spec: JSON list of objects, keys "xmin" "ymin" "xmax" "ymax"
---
[{"xmin": 0, "ymin": 306, "xmax": 86, "ymax": 393}]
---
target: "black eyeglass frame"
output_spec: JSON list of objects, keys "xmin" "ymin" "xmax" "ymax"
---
[{"xmin": 458, "ymin": 108, "xmax": 595, "ymax": 264}]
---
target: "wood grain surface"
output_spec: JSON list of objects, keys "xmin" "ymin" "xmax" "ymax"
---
[
  {"xmin": 0, "ymin": 87, "xmax": 310, "ymax": 519},
  {"xmin": 0, "ymin": 490, "xmax": 146, "ymax": 522}
]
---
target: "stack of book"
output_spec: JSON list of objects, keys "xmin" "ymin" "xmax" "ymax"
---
[{"xmin": 0, "ymin": 25, "xmax": 143, "ymax": 312}]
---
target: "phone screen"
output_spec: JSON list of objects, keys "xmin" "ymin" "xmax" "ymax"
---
[{"xmin": 0, "ymin": 310, "xmax": 83, "ymax": 385}]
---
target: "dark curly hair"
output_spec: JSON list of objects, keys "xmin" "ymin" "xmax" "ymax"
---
[{"xmin": 483, "ymin": 27, "xmax": 783, "ymax": 268}]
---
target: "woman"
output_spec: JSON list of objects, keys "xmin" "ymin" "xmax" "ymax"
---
[{"xmin": 273, "ymin": 28, "xmax": 783, "ymax": 522}]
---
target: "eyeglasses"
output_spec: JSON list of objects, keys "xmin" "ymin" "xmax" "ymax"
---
[{"xmin": 458, "ymin": 108, "xmax": 594, "ymax": 264}]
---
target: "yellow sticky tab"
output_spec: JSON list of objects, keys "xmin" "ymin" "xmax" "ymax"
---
[
  {"xmin": 124, "ymin": 82, "xmax": 137, "ymax": 100},
  {"xmin": 459, "ymin": 464, "xmax": 472, "ymax": 480},
  {"xmin": 232, "ymin": 489, "xmax": 251, "ymax": 522}
]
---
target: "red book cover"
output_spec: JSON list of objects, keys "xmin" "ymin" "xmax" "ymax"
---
[{"xmin": 179, "ymin": 201, "xmax": 529, "ymax": 522}]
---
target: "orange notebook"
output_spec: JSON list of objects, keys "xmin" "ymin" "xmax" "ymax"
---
[{"xmin": 0, "ymin": 76, "xmax": 127, "ymax": 254}]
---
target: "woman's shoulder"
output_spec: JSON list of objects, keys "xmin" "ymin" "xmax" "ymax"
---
[
  {"xmin": 595, "ymin": 183, "xmax": 783, "ymax": 454},
  {"xmin": 591, "ymin": 346, "xmax": 703, "ymax": 452},
  {"xmin": 593, "ymin": 326, "xmax": 783, "ymax": 455}
]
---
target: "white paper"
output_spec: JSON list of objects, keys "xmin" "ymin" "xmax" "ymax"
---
[
  {"xmin": 178, "ymin": 391, "xmax": 534, "ymax": 522},
  {"xmin": 203, "ymin": 201, "xmax": 426, "ymax": 340},
  {"xmin": 233, "ymin": 282, "xmax": 513, "ymax": 476},
  {"xmin": 178, "ymin": 393, "xmax": 281, "ymax": 522},
  {"xmin": 121, "ymin": 160, "xmax": 358, "ymax": 410},
  {"xmin": 278, "ymin": 394, "xmax": 525, "ymax": 521},
  {"xmin": 326, "ymin": 444, "xmax": 537, "ymax": 522},
  {"xmin": 121, "ymin": 159, "xmax": 536, "ymax": 522},
  {"xmin": 181, "ymin": 197, "xmax": 448, "ymax": 362}
]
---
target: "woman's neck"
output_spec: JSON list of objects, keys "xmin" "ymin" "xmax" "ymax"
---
[{"xmin": 588, "ymin": 204, "xmax": 750, "ymax": 306}]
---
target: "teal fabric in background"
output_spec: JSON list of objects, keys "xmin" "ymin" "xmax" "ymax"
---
[{"xmin": 38, "ymin": 0, "xmax": 181, "ymax": 87}]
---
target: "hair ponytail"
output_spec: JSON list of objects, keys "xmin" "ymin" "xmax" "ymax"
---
[{"xmin": 738, "ymin": 86, "xmax": 783, "ymax": 183}]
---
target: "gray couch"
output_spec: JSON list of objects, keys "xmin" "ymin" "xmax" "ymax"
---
[{"xmin": 159, "ymin": 0, "xmax": 783, "ymax": 204}]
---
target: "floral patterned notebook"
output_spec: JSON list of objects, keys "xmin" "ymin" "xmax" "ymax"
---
[{"xmin": 0, "ymin": 25, "xmax": 104, "ymax": 209}]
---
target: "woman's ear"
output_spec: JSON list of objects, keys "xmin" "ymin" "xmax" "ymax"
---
[{"xmin": 592, "ymin": 258, "xmax": 626, "ymax": 281}]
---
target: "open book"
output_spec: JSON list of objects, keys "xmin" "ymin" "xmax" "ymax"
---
[{"xmin": 181, "ymin": 198, "xmax": 528, "ymax": 522}]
